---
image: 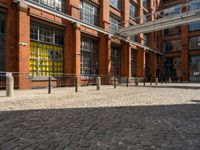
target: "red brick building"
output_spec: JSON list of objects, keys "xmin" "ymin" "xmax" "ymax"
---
[
  {"xmin": 162, "ymin": 0, "xmax": 200, "ymax": 81},
  {"xmin": 3, "ymin": 0, "xmax": 199, "ymax": 89}
]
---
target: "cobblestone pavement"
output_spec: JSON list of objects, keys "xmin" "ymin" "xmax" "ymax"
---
[{"xmin": 0, "ymin": 85, "xmax": 200, "ymax": 150}]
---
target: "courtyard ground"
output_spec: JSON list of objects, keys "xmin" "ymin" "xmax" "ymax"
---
[{"xmin": 0, "ymin": 83, "xmax": 200, "ymax": 149}]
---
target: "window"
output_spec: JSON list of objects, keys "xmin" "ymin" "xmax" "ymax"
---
[
  {"xmin": 130, "ymin": 2, "xmax": 137, "ymax": 18},
  {"xmin": 130, "ymin": 35, "xmax": 137, "ymax": 42},
  {"xmin": 80, "ymin": 1, "xmax": 99, "ymax": 26},
  {"xmin": 143, "ymin": 12, "xmax": 150, "ymax": 22},
  {"xmin": 111, "ymin": 47, "xmax": 120, "ymax": 76},
  {"xmin": 164, "ymin": 4, "xmax": 181, "ymax": 16},
  {"xmin": 189, "ymin": 55, "xmax": 200, "ymax": 81},
  {"xmin": 144, "ymin": 34, "xmax": 148, "ymax": 46},
  {"xmin": 189, "ymin": 0, "xmax": 200, "ymax": 11},
  {"xmin": 189, "ymin": 22, "xmax": 200, "ymax": 32},
  {"xmin": 164, "ymin": 26, "xmax": 181, "ymax": 36},
  {"xmin": 164, "ymin": 57, "xmax": 181, "ymax": 78},
  {"xmin": 81, "ymin": 37, "xmax": 98, "ymax": 77},
  {"xmin": 143, "ymin": 0, "xmax": 149, "ymax": 8},
  {"xmin": 0, "ymin": 12, "xmax": 6, "ymax": 71},
  {"xmin": 110, "ymin": 15, "xmax": 121, "ymax": 33},
  {"xmin": 30, "ymin": 22, "xmax": 64, "ymax": 77},
  {"xmin": 110, "ymin": 0, "xmax": 121, "ymax": 10},
  {"xmin": 189, "ymin": 36, "xmax": 200, "ymax": 50},
  {"xmin": 164, "ymin": 40, "xmax": 181, "ymax": 52},
  {"xmin": 30, "ymin": 0, "xmax": 66, "ymax": 12}
]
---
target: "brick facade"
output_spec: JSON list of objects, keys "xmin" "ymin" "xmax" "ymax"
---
[{"xmin": 0, "ymin": 0, "xmax": 168, "ymax": 89}]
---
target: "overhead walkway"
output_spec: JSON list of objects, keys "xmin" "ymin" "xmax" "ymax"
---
[
  {"xmin": 118, "ymin": 0, "xmax": 200, "ymax": 36},
  {"xmin": 22, "ymin": 0, "xmax": 163, "ymax": 55}
]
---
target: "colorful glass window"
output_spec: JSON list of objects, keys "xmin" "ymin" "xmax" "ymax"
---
[{"xmin": 30, "ymin": 22, "xmax": 64, "ymax": 77}]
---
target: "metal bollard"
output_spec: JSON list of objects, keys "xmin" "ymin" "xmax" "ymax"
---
[
  {"xmin": 135, "ymin": 77, "xmax": 138, "ymax": 86},
  {"xmin": 6, "ymin": 73, "xmax": 14, "ymax": 97},
  {"xmin": 126, "ymin": 77, "xmax": 129, "ymax": 87},
  {"xmin": 75, "ymin": 77, "xmax": 78, "ymax": 92},
  {"xmin": 155, "ymin": 77, "xmax": 158, "ymax": 85},
  {"xmin": 169, "ymin": 77, "xmax": 172, "ymax": 83},
  {"xmin": 150, "ymin": 77, "xmax": 152, "ymax": 86},
  {"xmin": 114, "ymin": 77, "xmax": 116, "ymax": 89},
  {"xmin": 143, "ymin": 77, "xmax": 146, "ymax": 86},
  {"xmin": 96, "ymin": 76, "xmax": 101, "ymax": 90},
  {"xmin": 161, "ymin": 77, "xmax": 163, "ymax": 85},
  {"xmin": 48, "ymin": 76, "xmax": 51, "ymax": 94}
]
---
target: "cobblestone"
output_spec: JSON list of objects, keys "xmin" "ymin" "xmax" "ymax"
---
[{"xmin": 0, "ymin": 85, "xmax": 200, "ymax": 149}]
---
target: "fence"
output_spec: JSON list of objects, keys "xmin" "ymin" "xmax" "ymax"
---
[{"xmin": 0, "ymin": 71, "xmax": 175, "ymax": 97}]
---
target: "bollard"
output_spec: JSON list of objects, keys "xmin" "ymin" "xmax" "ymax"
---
[
  {"xmin": 96, "ymin": 76, "xmax": 101, "ymax": 90},
  {"xmin": 6, "ymin": 73, "xmax": 14, "ymax": 97},
  {"xmin": 169, "ymin": 77, "xmax": 172, "ymax": 83},
  {"xmin": 75, "ymin": 77, "xmax": 78, "ymax": 92},
  {"xmin": 114, "ymin": 77, "xmax": 116, "ymax": 89},
  {"xmin": 48, "ymin": 76, "xmax": 51, "ymax": 94},
  {"xmin": 161, "ymin": 77, "xmax": 163, "ymax": 85},
  {"xmin": 135, "ymin": 77, "xmax": 138, "ymax": 86},
  {"xmin": 150, "ymin": 77, "xmax": 152, "ymax": 86},
  {"xmin": 143, "ymin": 77, "xmax": 146, "ymax": 86},
  {"xmin": 126, "ymin": 77, "xmax": 129, "ymax": 87},
  {"xmin": 155, "ymin": 77, "xmax": 158, "ymax": 85}
]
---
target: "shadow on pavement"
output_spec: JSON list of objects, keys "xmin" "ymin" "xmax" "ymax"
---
[
  {"xmin": 0, "ymin": 104, "xmax": 200, "ymax": 150},
  {"xmin": 191, "ymin": 100, "xmax": 200, "ymax": 103}
]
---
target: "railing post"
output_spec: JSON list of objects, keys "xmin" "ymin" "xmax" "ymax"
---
[
  {"xmin": 75, "ymin": 76, "xmax": 78, "ymax": 92},
  {"xmin": 6, "ymin": 73, "xmax": 14, "ymax": 97},
  {"xmin": 96, "ymin": 76, "xmax": 101, "ymax": 90},
  {"xmin": 150, "ymin": 77, "xmax": 152, "ymax": 86},
  {"xmin": 114, "ymin": 77, "xmax": 116, "ymax": 89},
  {"xmin": 169, "ymin": 77, "xmax": 172, "ymax": 83},
  {"xmin": 126, "ymin": 77, "xmax": 129, "ymax": 87},
  {"xmin": 155, "ymin": 77, "xmax": 158, "ymax": 85},
  {"xmin": 135, "ymin": 77, "xmax": 138, "ymax": 86},
  {"xmin": 48, "ymin": 76, "xmax": 51, "ymax": 94}
]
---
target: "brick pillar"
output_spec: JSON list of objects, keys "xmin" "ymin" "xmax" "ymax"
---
[
  {"xmin": 121, "ymin": 42, "xmax": 131, "ymax": 79},
  {"xmin": 136, "ymin": 0, "xmax": 145, "ymax": 78},
  {"xmin": 99, "ymin": 0, "xmax": 110, "ymax": 83},
  {"xmin": 17, "ymin": 2, "xmax": 31, "ymax": 89},
  {"xmin": 104, "ymin": 36, "xmax": 112, "ymax": 83},
  {"xmin": 73, "ymin": 23, "xmax": 81, "ymax": 78},
  {"xmin": 122, "ymin": 0, "xmax": 129, "ymax": 28},
  {"xmin": 181, "ymin": 25, "xmax": 189, "ymax": 81},
  {"xmin": 64, "ymin": 0, "xmax": 80, "ymax": 84},
  {"xmin": 120, "ymin": 0, "xmax": 131, "ymax": 80},
  {"xmin": 137, "ymin": 48, "xmax": 145, "ymax": 77},
  {"xmin": 7, "ymin": 3, "xmax": 18, "ymax": 72},
  {"xmin": 152, "ymin": 52, "xmax": 157, "ymax": 78}
]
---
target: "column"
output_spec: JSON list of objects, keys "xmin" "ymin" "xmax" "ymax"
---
[
  {"xmin": 136, "ymin": 0, "xmax": 145, "ymax": 78},
  {"xmin": 121, "ymin": 42, "xmax": 131, "ymax": 79},
  {"xmin": 64, "ymin": 0, "xmax": 81, "ymax": 84},
  {"xmin": 18, "ymin": 1, "xmax": 31, "ymax": 89},
  {"xmin": 181, "ymin": 25, "xmax": 189, "ymax": 81},
  {"xmin": 99, "ymin": 0, "xmax": 110, "ymax": 83}
]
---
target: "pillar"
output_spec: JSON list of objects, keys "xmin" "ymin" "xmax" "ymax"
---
[
  {"xmin": 136, "ymin": 0, "xmax": 145, "ymax": 78},
  {"xmin": 17, "ymin": 1, "xmax": 31, "ymax": 89},
  {"xmin": 121, "ymin": 42, "xmax": 131, "ymax": 79},
  {"xmin": 64, "ymin": 0, "xmax": 81, "ymax": 84},
  {"xmin": 181, "ymin": 25, "xmax": 189, "ymax": 81},
  {"xmin": 137, "ymin": 47, "xmax": 145, "ymax": 77},
  {"xmin": 99, "ymin": 0, "xmax": 111, "ymax": 83}
]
